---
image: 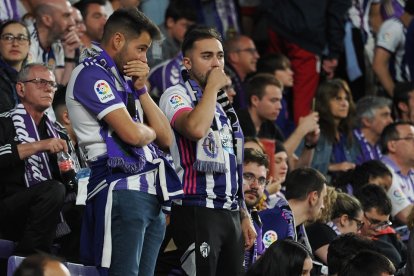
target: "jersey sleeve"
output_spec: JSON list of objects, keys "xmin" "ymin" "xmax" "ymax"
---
[
  {"xmin": 72, "ymin": 64, "xmax": 125, "ymax": 120},
  {"xmin": 159, "ymin": 85, "xmax": 193, "ymax": 127},
  {"xmin": 376, "ymin": 19, "xmax": 404, "ymax": 53},
  {"xmin": 387, "ymin": 179, "xmax": 411, "ymax": 217}
]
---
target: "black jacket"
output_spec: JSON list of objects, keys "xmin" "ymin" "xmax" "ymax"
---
[{"xmin": 261, "ymin": 0, "xmax": 351, "ymax": 58}]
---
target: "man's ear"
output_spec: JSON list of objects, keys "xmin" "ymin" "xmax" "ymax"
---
[
  {"xmin": 308, "ymin": 191, "xmax": 318, "ymax": 206},
  {"xmin": 339, "ymin": 214, "xmax": 349, "ymax": 226},
  {"xmin": 251, "ymin": 95, "xmax": 260, "ymax": 108},
  {"xmin": 361, "ymin": 117, "xmax": 372, "ymax": 128},
  {"xmin": 165, "ymin": 17, "xmax": 175, "ymax": 29},
  {"xmin": 62, "ymin": 109, "xmax": 71, "ymax": 125},
  {"xmin": 182, "ymin": 57, "xmax": 191, "ymax": 71},
  {"xmin": 227, "ymin": 51, "xmax": 239, "ymax": 64},
  {"xmin": 112, "ymin": 32, "xmax": 125, "ymax": 51},
  {"xmin": 398, "ymin": 102, "xmax": 409, "ymax": 114},
  {"xmin": 41, "ymin": 14, "xmax": 53, "ymax": 28},
  {"xmin": 16, "ymin": 82, "xmax": 25, "ymax": 98},
  {"xmin": 387, "ymin": 139, "xmax": 398, "ymax": 154}
]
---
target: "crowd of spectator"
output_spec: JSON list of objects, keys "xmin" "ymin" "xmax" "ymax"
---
[{"xmin": 1, "ymin": 0, "xmax": 414, "ymax": 276}]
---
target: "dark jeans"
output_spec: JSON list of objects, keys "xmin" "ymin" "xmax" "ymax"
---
[{"xmin": 0, "ymin": 180, "xmax": 65, "ymax": 255}]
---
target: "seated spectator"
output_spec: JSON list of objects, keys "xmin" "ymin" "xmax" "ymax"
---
[
  {"xmin": 0, "ymin": 20, "xmax": 30, "ymax": 113},
  {"xmin": 257, "ymin": 53, "xmax": 295, "ymax": 137},
  {"xmin": 147, "ymin": 0, "xmax": 196, "ymax": 67},
  {"xmin": 335, "ymin": 160, "xmax": 393, "ymax": 194},
  {"xmin": 301, "ymin": 79, "xmax": 359, "ymax": 182},
  {"xmin": 73, "ymin": 0, "xmax": 108, "ymax": 48},
  {"xmin": 28, "ymin": 0, "xmax": 80, "ymax": 85},
  {"xmin": 224, "ymin": 34, "xmax": 260, "ymax": 110},
  {"xmin": 242, "ymin": 148, "xmax": 268, "ymax": 270},
  {"xmin": 307, "ymin": 191, "xmax": 363, "ymax": 264},
  {"xmin": 244, "ymin": 136, "xmax": 265, "ymax": 153},
  {"xmin": 327, "ymin": 233, "xmax": 377, "ymax": 276},
  {"xmin": 259, "ymin": 168, "xmax": 327, "ymax": 253},
  {"xmin": 380, "ymin": 122, "xmax": 414, "ymax": 224},
  {"xmin": 245, "ymin": 239, "xmax": 313, "ymax": 276},
  {"xmin": 338, "ymin": 250, "xmax": 396, "ymax": 276},
  {"xmin": 353, "ymin": 96, "xmax": 393, "ymax": 164},
  {"xmin": 355, "ymin": 184, "xmax": 407, "ymax": 269},
  {"xmin": 0, "ymin": 63, "xmax": 69, "ymax": 255},
  {"xmin": 393, "ymin": 82, "xmax": 414, "ymax": 123},
  {"xmin": 237, "ymin": 73, "xmax": 319, "ymax": 170},
  {"xmin": 13, "ymin": 254, "xmax": 70, "ymax": 276}
]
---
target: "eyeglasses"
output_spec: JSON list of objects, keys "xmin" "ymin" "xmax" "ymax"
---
[
  {"xmin": 22, "ymin": 78, "xmax": 58, "ymax": 90},
  {"xmin": 349, "ymin": 217, "xmax": 364, "ymax": 230},
  {"xmin": 243, "ymin": 172, "xmax": 268, "ymax": 186},
  {"xmin": 364, "ymin": 213, "xmax": 392, "ymax": 231},
  {"xmin": 1, "ymin": 34, "xmax": 29, "ymax": 44},
  {"xmin": 236, "ymin": 48, "xmax": 258, "ymax": 55},
  {"xmin": 393, "ymin": 136, "xmax": 414, "ymax": 142}
]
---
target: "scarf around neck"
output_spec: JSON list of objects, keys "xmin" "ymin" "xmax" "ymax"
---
[
  {"xmin": 182, "ymin": 70, "xmax": 244, "ymax": 174},
  {"xmin": 11, "ymin": 103, "xmax": 59, "ymax": 187}
]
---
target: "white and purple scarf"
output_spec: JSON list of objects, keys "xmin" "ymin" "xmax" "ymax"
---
[
  {"xmin": 11, "ymin": 103, "xmax": 59, "ymax": 187},
  {"xmin": 183, "ymin": 71, "xmax": 244, "ymax": 175}
]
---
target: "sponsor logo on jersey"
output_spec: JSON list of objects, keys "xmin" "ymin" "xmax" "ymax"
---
[
  {"xmin": 94, "ymin": 80, "xmax": 115, "ymax": 103},
  {"xmin": 263, "ymin": 230, "xmax": 278, "ymax": 248}
]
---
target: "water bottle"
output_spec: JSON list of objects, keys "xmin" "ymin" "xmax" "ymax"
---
[{"xmin": 57, "ymin": 151, "xmax": 77, "ymax": 192}]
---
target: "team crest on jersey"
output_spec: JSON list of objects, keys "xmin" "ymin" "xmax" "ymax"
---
[
  {"xmin": 200, "ymin": 242, "xmax": 210, "ymax": 258},
  {"xmin": 263, "ymin": 230, "xmax": 278, "ymax": 248},
  {"xmin": 94, "ymin": 80, "xmax": 115, "ymax": 103},
  {"xmin": 169, "ymin": 94, "xmax": 185, "ymax": 109},
  {"xmin": 202, "ymin": 132, "xmax": 218, "ymax": 158}
]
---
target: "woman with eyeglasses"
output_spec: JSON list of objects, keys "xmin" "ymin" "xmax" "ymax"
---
[
  {"xmin": 306, "ymin": 189, "xmax": 363, "ymax": 265},
  {"xmin": 0, "ymin": 20, "xmax": 31, "ymax": 113}
]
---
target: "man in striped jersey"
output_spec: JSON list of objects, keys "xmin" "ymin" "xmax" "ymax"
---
[
  {"xmin": 159, "ymin": 26, "xmax": 256, "ymax": 276},
  {"xmin": 66, "ymin": 8, "xmax": 182, "ymax": 276}
]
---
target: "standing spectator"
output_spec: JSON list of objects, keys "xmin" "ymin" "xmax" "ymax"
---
[
  {"xmin": 28, "ymin": 0, "xmax": 80, "ymax": 85},
  {"xmin": 245, "ymin": 239, "xmax": 313, "ymax": 276},
  {"xmin": 259, "ymin": 168, "xmax": 327, "ymax": 252},
  {"xmin": 380, "ymin": 122, "xmax": 414, "ymax": 224},
  {"xmin": 147, "ymin": 0, "xmax": 196, "ymax": 67},
  {"xmin": 261, "ymin": 0, "xmax": 351, "ymax": 125},
  {"xmin": 73, "ymin": 0, "xmax": 108, "ymax": 48},
  {"xmin": 373, "ymin": 3, "xmax": 413, "ymax": 96},
  {"xmin": 0, "ymin": 63, "xmax": 67, "ymax": 255},
  {"xmin": 224, "ymin": 34, "xmax": 259, "ymax": 110},
  {"xmin": 0, "ymin": 20, "xmax": 30, "ymax": 113},
  {"xmin": 242, "ymin": 148, "xmax": 268, "ymax": 270},
  {"xmin": 66, "ymin": 8, "xmax": 181, "ymax": 275},
  {"xmin": 393, "ymin": 82, "xmax": 414, "ymax": 122},
  {"xmin": 301, "ymin": 79, "xmax": 359, "ymax": 181},
  {"xmin": 159, "ymin": 26, "xmax": 256, "ymax": 275},
  {"xmin": 353, "ymin": 96, "xmax": 393, "ymax": 164}
]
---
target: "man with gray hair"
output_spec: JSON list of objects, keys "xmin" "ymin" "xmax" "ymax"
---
[
  {"xmin": 353, "ymin": 96, "xmax": 393, "ymax": 164},
  {"xmin": 0, "ymin": 63, "xmax": 69, "ymax": 255}
]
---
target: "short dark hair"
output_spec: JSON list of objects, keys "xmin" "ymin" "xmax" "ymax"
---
[
  {"xmin": 327, "ymin": 233, "xmax": 376, "ymax": 275},
  {"xmin": 181, "ymin": 26, "xmax": 222, "ymax": 56},
  {"xmin": 102, "ymin": 8, "xmax": 160, "ymax": 43},
  {"xmin": 393, "ymin": 82, "xmax": 414, "ymax": 118},
  {"xmin": 284, "ymin": 168, "xmax": 326, "ymax": 201},
  {"xmin": 245, "ymin": 73, "xmax": 282, "ymax": 107},
  {"xmin": 164, "ymin": 0, "xmax": 196, "ymax": 24},
  {"xmin": 74, "ymin": 0, "xmax": 106, "ymax": 19},
  {"xmin": 256, "ymin": 53, "xmax": 291, "ymax": 74},
  {"xmin": 380, "ymin": 121, "xmax": 414, "ymax": 154},
  {"xmin": 354, "ymin": 184, "xmax": 392, "ymax": 215},
  {"xmin": 338, "ymin": 250, "xmax": 395, "ymax": 276},
  {"xmin": 243, "ymin": 148, "xmax": 269, "ymax": 169}
]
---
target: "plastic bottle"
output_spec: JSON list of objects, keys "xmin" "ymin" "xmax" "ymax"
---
[{"xmin": 57, "ymin": 151, "xmax": 77, "ymax": 192}]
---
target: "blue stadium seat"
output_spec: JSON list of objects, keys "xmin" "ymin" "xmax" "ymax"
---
[{"xmin": 0, "ymin": 239, "xmax": 15, "ymax": 259}]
